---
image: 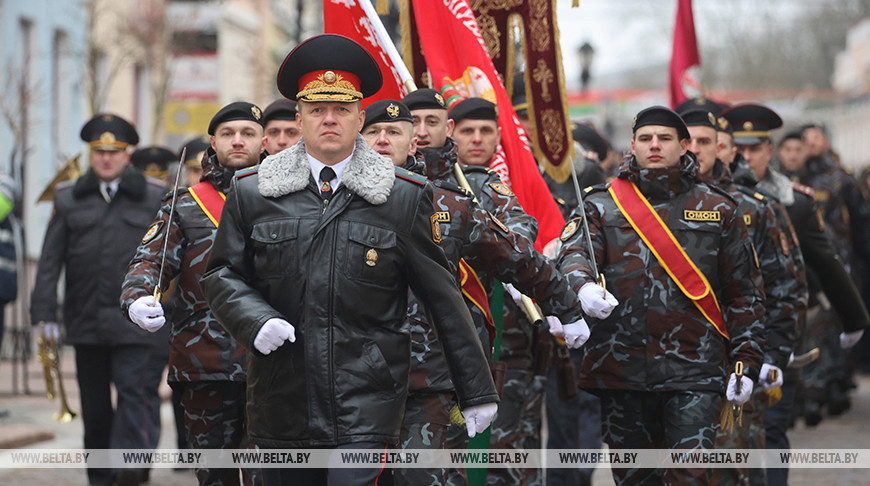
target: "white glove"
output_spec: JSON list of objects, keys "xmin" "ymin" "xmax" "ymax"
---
[
  {"xmin": 562, "ymin": 319, "xmax": 591, "ymax": 349},
  {"xmin": 253, "ymin": 318, "xmax": 296, "ymax": 355},
  {"xmin": 463, "ymin": 402, "xmax": 498, "ymax": 438},
  {"xmin": 502, "ymin": 283, "xmax": 524, "ymax": 307},
  {"xmin": 41, "ymin": 322, "xmax": 60, "ymax": 341},
  {"xmin": 129, "ymin": 295, "xmax": 166, "ymax": 332},
  {"xmin": 760, "ymin": 363, "xmax": 784, "ymax": 391},
  {"xmin": 578, "ymin": 282, "xmax": 618, "ymax": 319},
  {"xmin": 546, "ymin": 316, "xmax": 564, "ymax": 338},
  {"xmin": 840, "ymin": 330, "xmax": 864, "ymax": 349},
  {"xmin": 726, "ymin": 373, "xmax": 754, "ymax": 405}
]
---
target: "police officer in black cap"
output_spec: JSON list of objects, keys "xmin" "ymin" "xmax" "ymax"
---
[
  {"xmin": 180, "ymin": 135, "xmax": 210, "ymax": 187},
  {"xmin": 31, "ymin": 114, "xmax": 166, "ymax": 486},
  {"xmin": 200, "ymin": 35, "xmax": 498, "ymax": 486},
  {"xmin": 131, "ymin": 146, "xmax": 176, "ymax": 184},
  {"xmin": 262, "ymin": 98, "xmax": 300, "ymax": 155}
]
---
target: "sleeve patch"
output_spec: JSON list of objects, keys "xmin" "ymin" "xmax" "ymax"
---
[
  {"xmin": 142, "ymin": 220, "xmax": 164, "ymax": 244},
  {"xmin": 779, "ymin": 231, "xmax": 790, "ymax": 256},
  {"xmin": 430, "ymin": 214, "xmax": 443, "ymax": 243},
  {"xmin": 489, "ymin": 182, "xmax": 514, "ymax": 197},
  {"xmin": 560, "ymin": 217, "xmax": 582, "ymax": 241}
]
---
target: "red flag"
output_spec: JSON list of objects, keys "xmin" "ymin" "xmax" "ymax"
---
[
  {"xmin": 411, "ymin": 0, "xmax": 565, "ymax": 251},
  {"xmin": 323, "ymin": 0, "xmax": 410, "ymax": 107},
  {"xmin": 668, "ymin": 0, "xmax": 702, "ymax": 109}
]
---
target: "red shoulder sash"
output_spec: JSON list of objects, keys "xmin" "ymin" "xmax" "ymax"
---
[
  {"xmin": 188, "ymin": 182, "xmax": 226, "ymax": 227},
  {"xmin": 608, "ymin": 177, "xmax": 728, "ymax": 340}
]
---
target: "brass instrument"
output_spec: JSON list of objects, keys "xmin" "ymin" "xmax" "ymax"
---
[
  {"xmin": 37, "ymin": 154, "xmax": 84, "ymax": 203},
  {"xmin": 37, "ymin": 334, "xmax": 77, "ymax": 422}
]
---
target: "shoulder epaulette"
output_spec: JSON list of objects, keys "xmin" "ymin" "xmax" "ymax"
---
[
  {"xmin": 749, "ymin": 185, "xmax": 780, "ymax": 204},
  {"xmin": 792, "ymin": 182, "xmax": 815, "ymax": 198},
  {"xmin": 235, "ymin": 166, "xmax": 260, "ymax": 179},
  {"xmin": 586, "ymin": 182, "xmax": 609, "ymax": 194},
  {"xmin": 55, "ymin": 180, "xmax": 75, "ymax": 191},
  {"xmin": 160, "ymin": 187, "xmax": 190, "ymax": 202},
  {"xmin": 394, "ymin": 167, "xmax": 427, "ymax": 186},
  {"xmin": 707, "ymin": 183, "xmax": 738, "ymax": 205},
  {"xmin": 432, "ymin": 179, "xmax": 470, "ymax": 197}
]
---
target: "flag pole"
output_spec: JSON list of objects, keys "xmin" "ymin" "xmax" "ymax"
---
[{"xmin": 359, "ymin": 0, "xmax": 418, "ymax": 91}]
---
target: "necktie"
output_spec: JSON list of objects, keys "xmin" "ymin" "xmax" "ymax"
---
[
  {"xmin": 107, "ymin": 187, "xmax": 115, "ymax": 199},
  {"xmin": 320, "ymin": 167, "xmax": 336, "ymax": 200}
]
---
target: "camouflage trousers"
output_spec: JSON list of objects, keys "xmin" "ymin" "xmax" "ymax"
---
[
  {"xmin": 393, "ymin": 392, "xmax": 454, "ymax": 486},
  {"xmin": 173, "ymin": 381, "xmax": 261, "ymax": 486},
  {"xmin": 598, "ymin": 389, "xmax": 719, "ymax": 486},
  {"xmin": 712, "ymin": 387, "xmax": 768, "ymax": 486},
  {"xmin": 487, "ymin": 369, "xmax": 544, "ymax": 485}
]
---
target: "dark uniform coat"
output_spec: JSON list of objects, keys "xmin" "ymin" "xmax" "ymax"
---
[
  {"xmin": 200, "ymin": 135, "xmax": 497, "ymax": 448},
  {"xmin": 121, "ymin": 151, "xmax": 247, "ymax": 383},
  {"xmin": 556, "ymin": 156, "xmax": 766, "ymax": 391},
  {"xmin": 31, "ymin": 166, "xmax": 165, "ymax": 345},
  {"xmin": 758, "ymin": 167, "xmax": 870, "ymax": 333},
  {"xmin": 707, "ymin": 160, "xmax": 799, "ymax": 370}
]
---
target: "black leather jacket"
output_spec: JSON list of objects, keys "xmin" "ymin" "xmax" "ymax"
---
[{"xmin": 201, "ymin": 136, "xmax": 497, "ymax": 447}]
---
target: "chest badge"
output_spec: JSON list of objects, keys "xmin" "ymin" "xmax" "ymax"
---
[
  {"xmin": 431, "ymin": 214, "xmax": 443, "ymax": 243},
  {"xmin": 365, "ymin": 248, "xmax": 378, "ymax": 267}
]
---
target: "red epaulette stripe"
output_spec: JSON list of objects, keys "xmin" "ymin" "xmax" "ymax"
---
[
  {"xmin": 236, "ymin": 169, "xmax": 259, "ymax": 179},
  {"xmin": 395, "ymin": 172, "xmax": 425, "ymax": 185},
  {"xmin": 791, "ymin": 182, "xmax": 814, "ymax": 197}
]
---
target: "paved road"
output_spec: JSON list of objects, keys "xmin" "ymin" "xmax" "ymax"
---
[{"xmin": 2, "ymin": 350, "xmax": 869, "ymax": 485}]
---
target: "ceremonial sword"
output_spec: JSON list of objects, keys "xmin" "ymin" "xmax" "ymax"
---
[
  {"xmin": 153, "ymin": 147, "xmax": 187, "ymax": 304},
  {"xmin": 566, "ymin": 151, "xmax": 606, "ymax": 289}
]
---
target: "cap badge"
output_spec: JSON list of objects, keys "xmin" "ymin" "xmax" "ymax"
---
[
  {"xmin": 632, "ymin": 116, "xmax": 638, "ymax": 129},
  {"xmin": 707, "ymin": 112, "xmax": 716, "ymax": 125},
  {"xmin": 717, "ymin": 118, "xmax": 729, "ymax": 130},
  {"xmin": 743, "ymin": 121, "xmax": 754, "ymax": 131},
  {"xmin": 387, "ymin": 103, "xmax": 400, "ymax": 118},
  {"xmin": 323, "ymin": 70, "xmax": 337, "ymax": 84},
  {"xmin": 251, "ymin": 106, "xmax": 262, "ymax": 120},
  {"xmin": 102, "ymin": 115, "xmax": 113, "ymax": 122},
  {"xmin": 434, "ymin": 93, "xmax": 445, "ymax": 107},
  {"xmin": 99, "ymin": 132, "xmax": 116, "ymax": 143},
  {"xmin": 695, "ymin": 97, "xmax": 706, "ymax": 105},
  {"xmin": 365, "ymin": 248, "xmax": 378, "ymax": 266}
]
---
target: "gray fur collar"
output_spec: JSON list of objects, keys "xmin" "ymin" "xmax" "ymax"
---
[
  {"xmin": 758, "ymin": 168, "xmax": 795, "ymax": 206},
  {"xmin": 258, "ymin": 134, "xmax": 394, "ymax": 205}
]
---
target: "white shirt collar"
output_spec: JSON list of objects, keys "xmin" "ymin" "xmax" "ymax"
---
[
  {"xmin": 307, "ymin": 150, "xmax": 353, "ymax": 190},
  {"xmin": 100, "ymin": 178, "xmax": 120, "ymax": 201}
]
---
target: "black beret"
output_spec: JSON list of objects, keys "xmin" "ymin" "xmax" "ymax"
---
[
  {"xmin": 719, "ymin": 103, "xmax": 783, "ymax": 145},
  {"xmin": 131, "ymin": 146, "xmax": 176, "ymax": 177},
  {"xmin": 680, "ymin": 109, "xmax": 717, "ymax": 130},
  {"xmin": 512, "ymin": 73, "xmax": 527, "ymax": 115},
  {"xmin": 632, "ymin": 106, "xmax": 690, "ymax": 140},
  {"xmin": 208, "ymin": 101, "xmax": 264, "ymax": 135},
  {"xmin": 277, "ymin": 34, "xmax": 382, "ymax": 102},
  {"xmin": 778, "ymin": 131, "xmax": 804, "ymax": 148},
  {"xmin": 362, "ymin": 100, "xmax": 413, "ymax": 130},
  {"xmin": 571, "ymin": 123, "xmax": 608, "ymax": 162},
  {"xmin": 80, "ymin": 114, "xmax": 139, "ymax": 151},
  {"xmin": 449, "ymin": 97, "xmax": 498, "ymax": 122},
  {"xmin": 675, "ymin": 96, "xmax": 729, "ymax": 116},
  {"xmin": 262, "ymin": 99, "xmax": 298, "ymax": 124},
  {"xmin": 402, "ymin": 88, "xmax": 447, "ymax": 111},
  {"xmin": 180, "ymin": 135, "xmax": 210, "ymax": 168}
]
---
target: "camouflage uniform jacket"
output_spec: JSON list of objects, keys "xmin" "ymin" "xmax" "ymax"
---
[
  {"xmin": 121, "ymin": 151, "xmax": 247, "ymax": 383},
  {"xmin": 706, "ymin": 160, "xmax": 798, "ymax": 370},
  {"xmin": 556, "ymin": 155, "xmax": 766, "ymax": 391},
  {"xmin": 402, "ymin": 158, "xmax": 582, "ymax": 394},
  {"xmin": 792, "ymin": 153, "xmax": 859, "ymax": 252},
  {"xmin": 31, "ymin": 167, "xmax": 165, "ymax": 346},
  {"xmin": 758, "ymin": 167, "xmax": 869, "ymax": 333}
]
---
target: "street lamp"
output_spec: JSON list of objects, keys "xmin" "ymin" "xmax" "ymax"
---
[{"xmin": 578, "ymin": 41, "xmax": 595, "ymax": 93}]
